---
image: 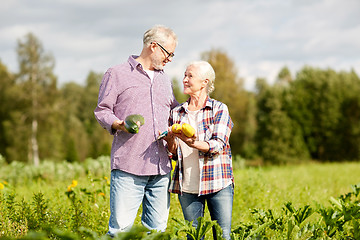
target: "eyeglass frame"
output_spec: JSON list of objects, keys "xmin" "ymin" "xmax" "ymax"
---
[{"xmin": 152, "ymin": 42, "xmax": 175, "ymax": 59}]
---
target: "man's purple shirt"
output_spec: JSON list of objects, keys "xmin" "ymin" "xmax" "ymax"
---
[{"xmin": 94, "ymin": 55, "xmax": 178, "ymax": 175}]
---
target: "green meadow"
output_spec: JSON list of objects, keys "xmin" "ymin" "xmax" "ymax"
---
[{"xmin": 1, "ymin": 156, "xmax": 360, "ymax": 239}]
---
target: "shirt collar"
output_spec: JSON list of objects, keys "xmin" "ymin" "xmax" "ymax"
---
[
  {"xmin": 128, "ymin": 55, "xmax": 140, "ymax": 70},
  {"xmin": 128, "ymin": 55, "xmax": 164, "ymax": 74},
  {"xmin": 181, "ymin": 96, "xmax": 213, "ymax": 112}
]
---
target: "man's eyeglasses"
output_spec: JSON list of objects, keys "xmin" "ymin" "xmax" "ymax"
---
[{"xmin": 154, "ymin": 42, "xmax": 175, "ymax": 59}]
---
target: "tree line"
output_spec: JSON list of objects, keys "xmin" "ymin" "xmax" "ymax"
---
[{"xmin": 1, "ymin": 33, "xmax": 359, "ymax": 165}]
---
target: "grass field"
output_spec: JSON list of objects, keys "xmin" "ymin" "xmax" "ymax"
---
[{"xmin": 1, "ymin": 156, "xmax": 360, "ymax": 239}]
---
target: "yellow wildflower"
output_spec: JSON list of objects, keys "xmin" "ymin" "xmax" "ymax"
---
[
  {"xmin": 0, "ymin": 182, "xmax": 4, "ymax": 190},
  {"xmin": 99, "ymin": 192, "xmax": 105, "ymax": 197},
  {"xmin": 66, "ymin": 180, "xmax": 78, "ymax": 192},
  {"xmin": 3, "ymin": 181, "xmax": 8, "ymax": 185},
  {"xmin": 71, "ymin": 180, "xmax": 78, "ymax": 187}
]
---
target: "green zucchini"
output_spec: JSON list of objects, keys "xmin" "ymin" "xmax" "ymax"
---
[{"xmin": 124, "ymin": 114, "xmax": 145, "ymax": 134}]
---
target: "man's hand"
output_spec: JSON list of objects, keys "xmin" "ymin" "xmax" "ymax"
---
[
  {"xmin": 112, "ymin": 120, "xmax": 127, "ymax": 132},
  {"xmin": 112, "ymin": 120, "xmax": 142, "ymax": 133},
  {"xmin": 160, "ymin": 128, "xmax": 177, "ymax": 155}
]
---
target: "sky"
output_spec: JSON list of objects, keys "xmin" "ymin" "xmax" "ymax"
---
[{"xmin": 1, "ymin": 0, "xmax": 360, "ymax": 91}]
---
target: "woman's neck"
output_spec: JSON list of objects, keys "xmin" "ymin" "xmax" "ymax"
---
[{"xmin": 188, "ymin": 92, "xmax": 207, "ymax": 111}]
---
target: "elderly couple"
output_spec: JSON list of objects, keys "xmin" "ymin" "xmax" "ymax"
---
[{"xmin": 94, "ymin": 25, "xmax": 234, "ymax": 240}]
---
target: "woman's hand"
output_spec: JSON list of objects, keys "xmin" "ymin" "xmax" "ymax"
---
[
  {"xmin": 171, "ymin": 129, "xmax": 209, "ymax": 152},
  {"xmin": 173, "ymin": 131, "xmax": 197, "ymax": 147}
]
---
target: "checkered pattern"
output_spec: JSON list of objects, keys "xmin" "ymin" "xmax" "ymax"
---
[{"xmin": 168, "ymin": 97, "xmax": 234, "ymax": 195}]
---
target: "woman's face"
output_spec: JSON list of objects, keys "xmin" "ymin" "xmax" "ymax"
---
[{"xmin": 183, "ymin": 65, "xmax": 207, "ymax": 95}]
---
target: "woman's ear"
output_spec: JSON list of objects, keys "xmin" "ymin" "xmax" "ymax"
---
[{"xmin": 202, "ymin": 78, "xmax": 209, "ymax": 88}]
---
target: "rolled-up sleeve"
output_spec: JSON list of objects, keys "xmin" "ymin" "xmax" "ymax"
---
[
  {"xmin": 94, "ymin": 69, "xmax": 120, "ymax": 135},
  {"xmin": 205, "ymin": 103, "xmax": 233, "ymax": 156}
]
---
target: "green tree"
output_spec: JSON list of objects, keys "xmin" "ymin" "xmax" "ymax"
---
[
  {"xmin": 60, "ymin": 71, "xmax": 112, "ymax": 161},
  {"xmin": 201, "ymin": 49, "xmax": 255, "ymax": 156},
  {"xmin": 258, "ymin": 66, "xmax": 360, "ymax": 162},
  {"xmin": 81, "ymin": 71, "xmax": 112, "ymax": 159},
  {"xmin": 277, "ymin": 66, "xmax": 292, "ymax": 86},
  {"xmin": 0, "ymin": 61, "xmax": 16, "ymax": 162},
  {"xmin": 335, "ymin": 70, "xmax": 360, "ymax": 160},
  {"xmin": 15, "ymin": 33, "xmax": 58, "ymax": 165},
  {"xmin": 60, "ymin": 82, "xmax": 89, "ymax": 162},
  {"xmin": 289, "ymin": 67, "xmax": 344, "ymax": 160},
  {"xmin": 255, "ymin": 78, "xmax": 309, "ymax": 164}
]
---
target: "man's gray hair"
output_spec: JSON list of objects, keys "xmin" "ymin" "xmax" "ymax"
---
[
  {"xmin": 143, "ymin": 25, "xmax": 178, "ymax": 47},
  {"xmin": 187, "ymin": 61, "xmax": 215, "ymax": 95}
]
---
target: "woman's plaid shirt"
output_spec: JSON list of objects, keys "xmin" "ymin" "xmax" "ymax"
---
[{"xmin": 168, "ymin": 97, "xmax": 234, "ymax": 195}]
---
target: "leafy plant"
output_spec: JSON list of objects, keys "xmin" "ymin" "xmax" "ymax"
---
[
  {"xmin": 316, "ymin": 184, "xmax": 360, "ymax": 239},
  {"xmin": 283, "ymin": 202, "xmax": 314, "ymax": 226},
  {"xmin": 2, "ymin": 159, "xmax": 360, "ymax": 239},
  {"xmin": 172, "ymin": 217, "xmax": 224, "ymax": 240}
]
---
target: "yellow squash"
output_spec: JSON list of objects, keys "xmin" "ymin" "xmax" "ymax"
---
[
  {"xmin": 181, "ymin": 123, "xmax": 195, "ymax": 137},
  {"xmin": 171, "ymin": 123, "xmax": 182, "ymax": 133}
]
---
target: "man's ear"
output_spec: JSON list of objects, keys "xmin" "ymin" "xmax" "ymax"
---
[{"xmin": 149, "ymin": 42, "xmax": 157, "ymax": 52}]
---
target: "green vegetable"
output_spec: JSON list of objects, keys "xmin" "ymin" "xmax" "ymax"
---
[{"xmin": 124, "ymin": 114, "xmax": 145, "ymax": 134}]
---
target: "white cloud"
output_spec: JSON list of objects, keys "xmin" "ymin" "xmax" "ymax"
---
[{"xmin": 0, "ymin": 0, "xmax": 359, "ymax": 91}]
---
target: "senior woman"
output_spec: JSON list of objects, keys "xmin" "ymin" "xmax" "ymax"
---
[{"xmin": 165, "ymin": 61, "xmax": 234, "ymax": 240}]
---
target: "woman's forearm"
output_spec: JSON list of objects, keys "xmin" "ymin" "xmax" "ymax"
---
[{"xmin": 188, "ymin": 140, "xmax": 210, "ymax": 153}]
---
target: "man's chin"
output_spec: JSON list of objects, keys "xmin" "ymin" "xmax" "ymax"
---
[{"xmin": 154, "ymin": 65, "xmax": 164, "ymax": 71}]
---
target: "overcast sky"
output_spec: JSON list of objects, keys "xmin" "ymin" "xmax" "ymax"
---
[{"xmin": 1, "ymin": 0, "xmax": 359, "ymax": 91}]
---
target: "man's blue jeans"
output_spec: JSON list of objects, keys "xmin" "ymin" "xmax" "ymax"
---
[
  {"xmin": 178, "ymin": 184, "xmax": 234, "ymax": 240},
  {"xmin": 107, "ymin": 169, "xmax": 170, "ymax": 237}
]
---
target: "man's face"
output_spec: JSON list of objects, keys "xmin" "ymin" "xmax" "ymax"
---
[{"xmin": 151, "ymin": 39, "xmax": 176, "ymax": 71}]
